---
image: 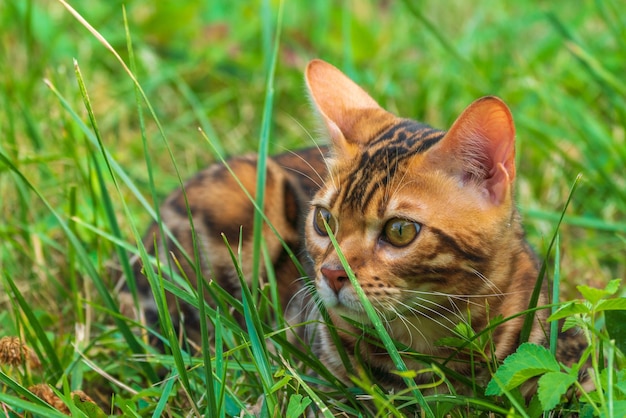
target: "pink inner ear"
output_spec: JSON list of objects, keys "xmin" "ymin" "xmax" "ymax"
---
[
  {"xmin": 305, "ymin": 60, "xmax": 388, "ymax": 157},
  {"xmin": 442, "ymin": 96, "xmax": 516, "ymax": 205}
]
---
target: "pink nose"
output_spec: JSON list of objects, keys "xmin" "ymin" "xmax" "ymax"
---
[{"xmin": 321, "ymin": 267, "xmax": 349, "ymax": 294}]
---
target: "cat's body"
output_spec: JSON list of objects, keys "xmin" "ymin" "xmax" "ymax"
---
[
  {"xmin": 121, "ymin": 59, "xmax": 588, "ymax": 399},
  {"xmin": 125, "ymin": 146, "xmax": 328, "ymax": 343}
]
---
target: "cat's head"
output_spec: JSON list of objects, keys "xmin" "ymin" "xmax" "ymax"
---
[{"xmin": 304, "ymin": 59, "xmax": 518, "ymax": 326}]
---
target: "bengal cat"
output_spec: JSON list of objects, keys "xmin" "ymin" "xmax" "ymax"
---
[{"xmin": 120, "ymin": 59, "xmax": 588, "ymax": 399}]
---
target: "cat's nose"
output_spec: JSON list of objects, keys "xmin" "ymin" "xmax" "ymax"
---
[{"xmin": 321, "ymin": 267, "xmax": 349, "ymax": 294}]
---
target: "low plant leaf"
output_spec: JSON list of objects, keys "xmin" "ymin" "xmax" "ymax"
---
[
  {"xmin": 485, "ymin": 343, "xmax": 560, "ymax": 395},
  {"xmin": 547, "ymin": 301, "xmax": 590, "ymax": 322},
  {"xmin": 73, "ymin": 394, "xmax": 108, "ymax": 418},
  {"xmin": 596, "ymin": 297, "xmax": 626, "ymax": 312},
  {"xmin": 601, "ymin": 401, "xmax": 626, "ymax": 418},
  {"xmin": 561, "ymin": 316, "xmax": 588, "ymax": 332},
  {"xmin": 604, "ymin": 307, "xmax": 626, "ymax": 355},
  {"xmin": 537, "ymin": 371, "xmax": 577, "ymax": 411},
  {"xmin": 577, "ymin": 284, "xmax": 611, "ymax": 305},
  {"xmin": 286, "ymin": 394, "xmax": 312, "ymax": 417},
  {"xmin": 604, "ymin": 279, "xmax": 622, "ymax": 295}
]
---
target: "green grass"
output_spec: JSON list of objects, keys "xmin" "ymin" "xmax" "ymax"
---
[{"xmin": 1, "ymin": 0, "xmax": 625, "ymax": 416}]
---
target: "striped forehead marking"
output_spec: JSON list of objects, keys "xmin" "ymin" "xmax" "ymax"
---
[{"xmin": 338, "ymin": 120, "xmax": 445, "ymax": 213}]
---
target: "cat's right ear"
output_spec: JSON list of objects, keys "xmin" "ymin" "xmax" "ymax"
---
[{"xmin": 305, "ymin": 59, "xmax": 389, "ymax": 159}]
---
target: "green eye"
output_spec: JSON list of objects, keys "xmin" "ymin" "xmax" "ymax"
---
[
  {"xmin": 383, "ymin": 218, "xmax": 420, "ymax": 247},
  {"xmin": 313, "ymin": 207, "xmax": 337, "ymax": 236}
]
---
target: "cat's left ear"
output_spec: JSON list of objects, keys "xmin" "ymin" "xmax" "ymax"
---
[{"xmin": 436, "ymin": 96, "xmax": 516, "ymax": 206}]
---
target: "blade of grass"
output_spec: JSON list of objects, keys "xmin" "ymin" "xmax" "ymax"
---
[
  {"xmin": 151, "ymin": 377, "xmax": 175, "ymax": 418},
  {"xmin": 0, "ymin": 143, "xmax": 161, "ymax": 379},
  {"xmin": 251, "ymin": 0, "xmax": 284, "ymax": 299},
  {"xmin": 322, "ymin": 220, "xmax": 434, "ymax": 418},
  {"xmin": 66, "ymin": 10, "xmax": 205, "ymax": 404},
  {"xmin": 122, "ymin": 7, "xmax": 212, "ymax": 414},
  {"xmin": 280, "ymin": 359, "xmax": 335, "ymax": 418},
  {"xmin": 118, "ymin": 5, "xmax": 148, "ymax": 310},
  {"xmin": 57, "ymin": 0, "xmax": 203, "ymax": 276},
  {"xmin": 222, "ymin": 232, "xmax": 276, "ymax": 415},
  {"xmin": 71, "ymin": 60, "xmax": 159, "ymax": 381},
  {"xmin": 522, "ymin": 208, "xmax": 626, "ymax": 234},
  {"xmin": 0, "ymin": 371, "xmax": 57, "ymax": 411},
  {"xmin": 550, "ymin": 234, "xmax": 561, "ymax": 355},
  {"xmin": 198, "ymin": 127, "xmax": 355, "ymax": 390},
  {"xmin": 172, "ymin": 76, "xmax": 225, "ymax": 157},
  {"xmin": 198, "ymin": 251, "xmax": 217, "ymax": 418},
  {"xmin": 141, "ymin": 239, "xmax": 197, "ymax": 412},
  {"xmin": 121, "ymin": 11, "xmax": 197, "ymax": 371},
  {"xmin": 2, "ymin": 237, "xmax": 62, "ymax": 378},
  {"xmin": 520, "ymin": 174, "xmax": 581, "ymax": 343},
  {"xmin": 261, "ymin": 240, "xmax": 286, "ymax": 337},
  {"xmin": 213, "ymin": 307, "xmax": 226, "ymax": 418},
  {"xmin": 0, "ymin": 391, "xmax": 68, "ymax": 418}
]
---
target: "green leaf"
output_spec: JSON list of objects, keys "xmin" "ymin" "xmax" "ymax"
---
[
  {"xmin": 286, "ymin": 394, "xmax": 312, "ymax": 418},
  {"xmin": 600, "ymin": 401, "xmax": 626, "ymax": 418},
  {"xmin": 596, "ymin": 297, "xmax": 626, "ymax": 312},
  {"xmin": 577, "ymin": 284, "xmax": 612, "ymax": 305},
  {"xmin": 580, "ymin": 403, "xmax": 597, "ymax": 418},
  {"xmin": 0, "ymin": 392, "xmax": 68, "ymax": 418},
  {"xmin": 547, "ymin": 301, "xmax": 590, "ymax": 322},
  {"xmin": 604, "ymin": 279, "xmax": 622, "ymax": 295},
  {"xmin": 537, "ymin": 371, "xmax": 577, "ymax": 411},
  {"xmin": 73, "ymin": 394, "xmax": 108, "ymax": 418},
  {"xmin": 601, "ymin": 305, "xmax": 626, "ymax": 357},
  {"xmin": 561, "ymin": 315, "xmax": 588, "ymax": 332},
  {"xmin": 485, "ymin": 343, "xmax": 560, "ymax": 395}
]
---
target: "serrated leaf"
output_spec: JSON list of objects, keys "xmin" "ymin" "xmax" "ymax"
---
[
  {"xmin": 561, "ymin": 315, "xmax": 587, "ymax": 332},
  {"xmin": 537, "ymin": 371, "xmax": 577, "ymax": 411},
  {"xmin": 596, "ymin": 297, "xmax": 626, "ymax": 312},
  {"xmin": 454, "ymin": 322, "xmax": 475, "ymax": 339},
  {"xmin": 577, "ymin": 285, "xmax": 611, "ymax": 305},
  {"xmin": 604, "ymin": 279, "xmax": 622, "ymax": 295},
  {"xmin": 547, "ymin": 301, "xmax": 590, "ymax": 322},
  {"xmin": 485, "ymin": 343, "xmax": 560, "ymax": 395}
]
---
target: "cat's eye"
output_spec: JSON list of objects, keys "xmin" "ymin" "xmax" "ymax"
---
[
  {"xmin": 313, "ymin": 207, "xmax": 337, "ymax": 236},
  {"xmin": 382, "ymin": 218, "xmax": 420, "ymax": 247}
]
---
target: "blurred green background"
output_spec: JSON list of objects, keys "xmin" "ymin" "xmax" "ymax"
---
[
  {"xmin": 2, "ymin": 0, "xmax": 623, "ymax": 292},
  {"xmin": 0, "ymin": 0, "xmax": 624, "ymax": 414}
]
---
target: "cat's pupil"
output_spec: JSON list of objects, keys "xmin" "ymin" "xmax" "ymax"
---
[
  {"xmin": 313, "ymin": 207, "xmax": 337, "ymax": 236},
  {"xmin": 382, "ymin": 218, "xmax": 420, "ymax": 247}
]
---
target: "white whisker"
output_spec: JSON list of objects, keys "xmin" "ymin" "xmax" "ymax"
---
[{"xmin": 392, "ymin": 296, "xmax": 466, "ymax": 336}]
